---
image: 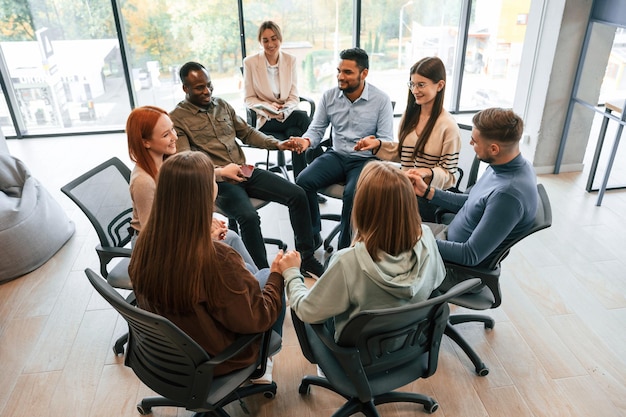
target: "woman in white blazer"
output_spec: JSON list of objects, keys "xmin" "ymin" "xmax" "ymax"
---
[{"xmin": 243, "ymin": 21, "xmax": 310, "ymax": 177}]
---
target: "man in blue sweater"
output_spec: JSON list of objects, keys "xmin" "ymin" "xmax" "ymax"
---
[{"xmin": 407, "ymin": 107, "xmax": 537, "ymax": 290}]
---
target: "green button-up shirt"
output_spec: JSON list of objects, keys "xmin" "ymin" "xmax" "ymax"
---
[{"xmin": 170, "ymin": 97, "xmax": 280, "ymax": 168}]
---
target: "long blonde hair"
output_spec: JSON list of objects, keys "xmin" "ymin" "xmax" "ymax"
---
[
  {"xmin": 129, "ymin": 151, "xmax": 220, "ymax": 313},
  {"xmin": 352, "ymin": 161, "xmax": 422, "ymax": 261}
]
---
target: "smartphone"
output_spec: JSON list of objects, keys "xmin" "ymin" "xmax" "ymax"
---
[{"xmin": 240, "ymin": 164, "xmax": 254, "ymax": 178}]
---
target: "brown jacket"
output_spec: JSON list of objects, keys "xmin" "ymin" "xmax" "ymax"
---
[{"xmin": 135, "ymin": 242, "xmax": 284, "ymax": 375}]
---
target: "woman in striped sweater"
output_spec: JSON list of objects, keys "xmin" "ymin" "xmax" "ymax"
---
[{"xmin": 355, "ymin": 57, "xmax": 461, "ymax": 221}]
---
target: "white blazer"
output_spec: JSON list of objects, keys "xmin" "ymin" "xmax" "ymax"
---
[{"xmin": 243, "ymin": 51, "xmax": 300, "ymax": 128}]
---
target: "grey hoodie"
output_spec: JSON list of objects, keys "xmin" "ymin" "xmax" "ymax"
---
[{"xmin": 285, "ymin": 225, "xmax": 446, "ymax": 340}]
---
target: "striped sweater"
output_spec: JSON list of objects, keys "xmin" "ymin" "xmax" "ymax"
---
[{"xmin": 375, "ymin": 109, "xmax": 461, "ymax": 190}]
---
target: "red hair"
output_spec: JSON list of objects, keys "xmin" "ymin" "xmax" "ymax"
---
[{"xmin": 126, "ymin": 106, "xmax": 169, "ymax": 179}]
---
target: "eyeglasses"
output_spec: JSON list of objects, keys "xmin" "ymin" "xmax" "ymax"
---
[{"xmin": 407, "ymin": 82, "xmax": 432, "ymax": 90}]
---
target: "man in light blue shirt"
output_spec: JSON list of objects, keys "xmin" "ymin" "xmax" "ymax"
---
[{"xmin": 290, "ymin": 48, "xmax": 394, "ymax": 250}]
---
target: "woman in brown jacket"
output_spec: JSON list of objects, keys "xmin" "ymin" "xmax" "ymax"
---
[{"xmin": 129, "ymin": 151, "xmax": 285, "ymax": 379}]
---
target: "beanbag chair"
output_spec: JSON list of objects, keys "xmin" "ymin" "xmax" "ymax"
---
[{"xmin": 0, "ymin": 154, "xmax": 75, "ymax": 283}]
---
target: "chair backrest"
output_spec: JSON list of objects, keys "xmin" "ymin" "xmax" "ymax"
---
[
  {"xmin": 487, "ymin": 183, "xmax": 552, "ymax": 269},
  {"xmin": 85, "ymin": 268, "xmax": 245, "ymax": 410},
  {"xmin": 335, "ymin": 279, "xmax": 481, "ymax": 378},
  {"xmin": 61, "ymin": 157, "xmax": 132, "ymax": 249}
]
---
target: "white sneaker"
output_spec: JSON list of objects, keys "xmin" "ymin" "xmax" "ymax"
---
[
  {"xmin": 250, "ymin": 357, "xmax": 273, "ymax": 384},
  {"xmin": 316, "ymin": 364, "xmax": 326, "ymax": 378}
]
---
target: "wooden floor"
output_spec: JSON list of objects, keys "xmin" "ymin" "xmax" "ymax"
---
[{"xmin": 2, "ymin": 134, "xmax": 626, "ymax": 417}]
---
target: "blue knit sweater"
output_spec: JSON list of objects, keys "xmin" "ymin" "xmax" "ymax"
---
[{"xmin": 431, "ymin": 153, "xmax": 537, "ymax": 267}]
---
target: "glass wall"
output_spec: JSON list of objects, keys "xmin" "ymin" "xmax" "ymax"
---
[
  {"xmin": 0, "ymin": 0, "xmax": 531, "ymax": 138},
  {"xmin": 0, "ymin": 0, "xmax": 131, "ymax": 136},
  {"xmin": 242, "ymin": 0, "xmax": 354, "ymax": 106},
  {"xmin": 458, "ymin": 0, "xmax": 531, "ymax": 111},
  {"xmin": 361, "ymin": 0, "xmax": 463, "ymax": 114},
  {"xmin": 120, "ymin": 0, "xmax": 243, "ymax": 114}
]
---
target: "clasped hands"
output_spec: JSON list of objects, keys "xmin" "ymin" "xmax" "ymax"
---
[
  {"xmin": 270, "ymin": 249, "xmax": 303, "ymax": 278},
  {"xmin": 405, "ymin": 168, "xmax": 432, "ymax": 197},
  {"xmin": 280, "ymin": 137, "xmax": 310, "ymax": 154},
  {"xmin": 211, "ymin": 218, "xmax": 228, "ymax": 241}
]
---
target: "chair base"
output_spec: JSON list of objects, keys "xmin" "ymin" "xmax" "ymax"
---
[
  {"xmin": 137, "ymin": 382, "xmax": 277, "ymax": 417},
  {"xmin": 299, "ymin": 376, "xmax": 438, "ymax": 416},
  {"xmin": 445, "ymin": 313, "xmax": 495, "ymax": 376}
]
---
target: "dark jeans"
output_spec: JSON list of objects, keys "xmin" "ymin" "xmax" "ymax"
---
[
  {"xmin": 296, "ymin": 150, "xmax": 375, "ymax": 250},
  {"xmin": 216, "ymin": 168, "xmax": 316, "ymax": 269},
  {"xmin": 260, "ymin": 110, "xmax": 310, "ymax": 178},
  {"xmin": 417, "ymin": 196, "xmax": 438, "ymax": 223}
]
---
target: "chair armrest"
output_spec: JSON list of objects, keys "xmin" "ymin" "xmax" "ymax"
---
[
  {"xmin": 290, "ymin": 309, "xmax": 317, "ymax": 363},
  {"xmin": 96, "ymin": 246, "xmax": 132, "ymax": 278},
  {"xmin": 205, "ymin": 333, "xmax": 263, "ymax": 367},
  {"xmin": 444, "ymin": 261, "xmax": 502, "ymax": 308}
]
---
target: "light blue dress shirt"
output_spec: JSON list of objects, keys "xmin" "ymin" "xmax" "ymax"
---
[{"xmin": 303, "ymin": 82, "xmax": 394, "ymax": 157}]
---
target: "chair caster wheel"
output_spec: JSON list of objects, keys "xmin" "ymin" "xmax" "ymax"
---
[
  {"xmin": 476, "ymin": 366, "xmax": 489, "ymax": 376},
  {"xmin": 263, "ymin": 391, "xmax": 275, "ymax": 399},
  {"xmin": 425, "ymin": 402, "xmax": 439, "ymax": 414},
  {"xmin": 298, "ymin": 383, "xmax": 311, "ymax": 395},
  {"xmin": 137, "ymin": 404, "xmax": 151, "ymax": 415}
]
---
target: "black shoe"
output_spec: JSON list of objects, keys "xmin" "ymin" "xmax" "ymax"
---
[
  {"xmin": 301, "ymin": 256, "xmax": 325, "ymax": 278},
  {"xmin": 313, "ymin": 233, "xmax": 323, "ymax": 251},
  {"xmin": 317, "ymin": 194, "xmax": 327, "ymax": 204}
]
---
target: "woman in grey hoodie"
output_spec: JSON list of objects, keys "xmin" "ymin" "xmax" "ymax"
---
[{"xmin": 280, "ymin": 160, "xmax": 446, "ymax": 340}]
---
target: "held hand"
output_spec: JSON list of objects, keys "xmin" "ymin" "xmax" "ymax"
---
[
  {"xmin": 219, "ymin": 163, "xmax": 245, "ymax": 183},
  {"xmin": 354, "ymin": 136, "xmax": 379, "ymax": 151},
  {"xmin": 408, "ymin": 167, "xmax": 433, "ymax": 183},
  {"xmin": 276, "ymin": 140, "xmax": 295, "ymax": 152},
  {"xmin": 285, "ymin": 137, "xmax": 311, "ymax": 154},
  {"xmin": 406, "ymin": 171, "xmax": 428, "ymax": 197},
  {"xmin": 211, "ymin": 218, "xmax": 228, "ymax": 240},
  {"xmin": 270, "ymin": 250, "xmax": 284, "ymax": 274},
  {"xmin": 277, "ymin": 250, "xmax": 302, "ymax": 276}
]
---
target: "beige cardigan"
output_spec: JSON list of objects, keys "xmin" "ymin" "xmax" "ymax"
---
[{"xmin": 243, "ymin": 51, "xmax": 300, "ymax": 129}]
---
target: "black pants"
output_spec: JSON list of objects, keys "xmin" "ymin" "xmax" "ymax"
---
[{"xmin": 216, "ymin": 168, "xmax": 316, "ymax": 269}]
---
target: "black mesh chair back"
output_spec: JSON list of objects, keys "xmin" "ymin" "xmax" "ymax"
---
[
  {"xmin": 485, "ymin": 182, "xmax": 552, "ymax": 270},
  {"xmin": 85, "ymin": 268, "xmax": 279, "ymax": 416},
  {"xmin": 292, "ymin": 278, "xmax": 482, "ymax": 416},
  {"xmin": 61, "ymin": 157, "xmax": 132, "ymax": 278}
]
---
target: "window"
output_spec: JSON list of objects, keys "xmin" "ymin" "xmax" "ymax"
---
[
  {"xmin": 0, "ymin": 0, "xmax": 533, "ymax": 138},
  {"xmin": 0, "ymin": 0, "xmax": 131, "ymax": 136},
  {"xmin": 241, "ymin": 0, "xmax": 354, "ymax": 105}
]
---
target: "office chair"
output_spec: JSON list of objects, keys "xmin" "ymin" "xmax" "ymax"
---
[
  {"xmin": 442, "ymin": 183, "xmax": 552, "ymax": 376},
  {"xmin": 246, "ymin": 96, "xmax": 316, "ymax": 181},
  {"xmin": 291, "ymin": 278, "xmax": 482, "ymax": 417},
  {"xmin": 61, "ymin": 157, "xmax": 133, "ymax": 355},
  {"xmin": 85, "ymin": 268, "xmax": 280, "ymax": 417}
]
